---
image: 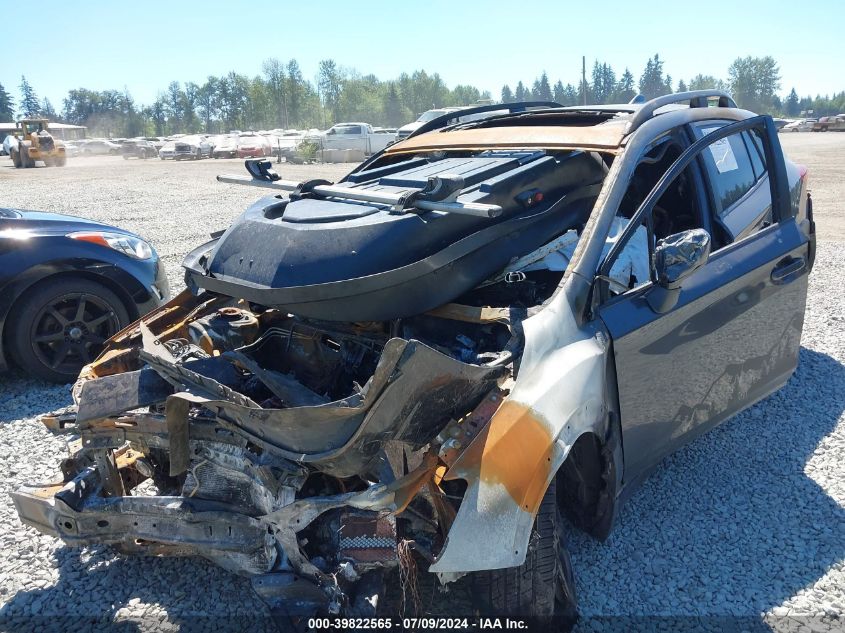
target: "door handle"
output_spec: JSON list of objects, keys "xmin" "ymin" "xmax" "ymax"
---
[{"xmin": 771, "ymin": 256, "xmax": 806, "ymax": 284}]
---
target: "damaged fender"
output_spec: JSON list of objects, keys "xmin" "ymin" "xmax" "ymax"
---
[{"xmin": 431, "ymin": 293, "xmax": 610, "ymax": 573}]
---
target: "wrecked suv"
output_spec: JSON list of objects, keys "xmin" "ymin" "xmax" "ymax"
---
[{"xmin": 13, "ymin": 92, "xmax": 815, "ymax": 621}]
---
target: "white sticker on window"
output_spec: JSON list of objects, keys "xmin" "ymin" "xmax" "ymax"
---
[{"xmin": 701, "ymin": 126, "xmax": 738, "ymax": 174}]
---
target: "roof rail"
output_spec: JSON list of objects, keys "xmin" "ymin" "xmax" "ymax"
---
[
  {"xmin": 407, "ymin": 101, "xmax": 562, "ymax": 140},
  {"xmin": 626, "ymin": 90, "xmax": 737, "ymax": 134}
]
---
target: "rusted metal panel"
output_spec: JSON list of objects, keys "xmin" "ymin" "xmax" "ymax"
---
[
  {"xmin": 432, "ymin": 298, "xmax": 609, "ymax": 574},
  {"xmin": 165, "ymin": 395, "xmax": 191, "ymax": 476},
  {"xmin": 385, "ymin": 124, "xmax": 626, "ymax": 155}
]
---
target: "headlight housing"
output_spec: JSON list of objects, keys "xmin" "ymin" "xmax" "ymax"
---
[{"xmin": 68, "ymin": 231, "xmax": 154, "ymax": 260}]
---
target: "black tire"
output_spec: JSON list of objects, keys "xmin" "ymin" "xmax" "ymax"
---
[
  {"xmin": 471, "ymin": 478, "xmax": 578, "ymax": 623},
  {"xmin": 8, "ymin": 277, "xmax": 130, "ymax": 383},
  {"xmin": 11, "ymin": 149, "xmax": 21, "ymax": 168},
  {"xmin": 19, "ymin": 148, "xmax": 33, "ymax": 168}
]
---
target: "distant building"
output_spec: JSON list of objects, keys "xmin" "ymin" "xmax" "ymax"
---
[{"xmin": 0, "ymin": 121, "xmax": 87, "ymax": 140}]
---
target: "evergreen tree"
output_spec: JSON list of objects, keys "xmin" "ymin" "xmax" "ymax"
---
[
  {"xmin": 533, "ymin": 72, "xmax": 553, "ymax": 101},
  {"xmin": 638, "ymin": 55, "xmax": 670, "ymax": 99},
  {"xmin": 562, "ymin": 84, "xmax": 579, "ymax": 106},
  {"xmin": 514, "ymin": 81, "xmax": 527, "ymax": 102},
  {"xmin": 500, "ymin": 85, "xmax": 514, "ymax": 103},
  {"xmin": 41, "ymin": 98, "xmax": 57, "ymax": 120},
  {"xmin": 615, "ymin": 69, "xmax": 636, "ymax": 102},
  {"xmin": 677, "ymin": 79, "xmax": 688, "ymax": 93},
  {"xmin": 19, "ymin": 75, "xmax": 40, "ymax": 117},
  {"xmin": 553, "ymin": 80, "xmax": 565, "ymax": 104},
  {"xmin": 0, "ymin": 82, "xmax": 14, "ymax": 121},
  {"xmin": 784, "ymin": 88, "xmax": 800, "ymax": 117},
  {"xmin": 591, "ymin": 62, "xmax": 616, "ymax": 105}
]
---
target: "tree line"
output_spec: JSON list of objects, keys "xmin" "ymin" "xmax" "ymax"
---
[{"xmin": 1, "ymin": 54, "xmax": 843, "ymax": 138}]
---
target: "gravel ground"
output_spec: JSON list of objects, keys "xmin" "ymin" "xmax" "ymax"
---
[{"xmin": 1, "ymin": 138, "xmax": 844, "ymax": 632}]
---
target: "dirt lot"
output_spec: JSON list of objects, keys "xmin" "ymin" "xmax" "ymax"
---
[
  {"xmin": 777, "ymin": 132, "xmax": 845, "ymax": 241},
  {"xmin": 0, "ymin": 155, "xmax": 354, "ymax": 293},
  {"xmin": 0, "ymin": 134, "xmax": 843, "ymax": 630}
]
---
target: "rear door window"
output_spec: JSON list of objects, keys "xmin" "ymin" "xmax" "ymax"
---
[
  {"xmin": 693, "ymin": 121, "xmax": 772, "ymax": 243},
  {"xmin": 743, "ymin": 129, "xmax": 767, "ymax": 179},
  {"xmin": 696, "ymin": 125, "xmax": 756, "ymax": 215}
]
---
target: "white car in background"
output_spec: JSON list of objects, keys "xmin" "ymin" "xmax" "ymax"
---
[
  {"xmin": 396, "ymin": 106, "xmax": 509, "ymax": 140},
  {"xmin": 212, "ymin": 135, "xmax": 239, "ymax": 159},
  {"xmin": 158, "ymin": 135, "xmax": 213, "ymax": 160},
  {"xmin": 63, "ymin": 141, "xmax": 81, "ymax": 157},
  {"xmin": 780, "ymin": 119, "xmax": 816, "ymax": 133},
  {"xmin": 2, "ymin": 134, "xmax": 15, "ymax": 156},
  {"xmin": 314, "ymin": 122, "xmax": 395, "ymax": 155},
  {"xmin": 396, "ymin": 107, "xmax": 468, "ymax": 140},
  {"xmin": 80, "ymin": 139, "xmax": 122, "ymax": 156}
]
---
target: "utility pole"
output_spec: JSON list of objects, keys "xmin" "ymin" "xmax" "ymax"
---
[{"xmin": 582, "ymin": 56, "xmax": 587, "ymax": 105}]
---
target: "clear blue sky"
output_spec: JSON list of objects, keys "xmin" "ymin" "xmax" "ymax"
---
[{"xmin": 2, "ymin": 0, "xmax": 842, "ymax": 109}]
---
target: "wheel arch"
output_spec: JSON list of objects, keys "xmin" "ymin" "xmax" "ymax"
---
[
  {"xmin": 0, "ymin": 267, "xmax": 144, "ymax": 371},
  {"xmin": 555, "ymin": 421, "xmax": 621, "ymax": 541},
  {"xmin": 431, "ymin": 322, "xmax": 617, "ymax": 574}
]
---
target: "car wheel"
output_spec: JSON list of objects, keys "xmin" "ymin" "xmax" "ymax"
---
[
  {"xmin": 9, "ymin": 277, "xmax": 130, "ymax": 383},
  {"xmin": 471, "ymin": 478, "xmax": 578, "ymax": 622},
  {"xmin": 11, "ymin": 149, "xmax": 21, "ymax": 168}
]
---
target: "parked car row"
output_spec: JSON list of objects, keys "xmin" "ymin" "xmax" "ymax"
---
[
  {"xmin": 778, "ymin": 115, "xmax": 845, "ymax": 133},
  {"xmin": 60, "ymin": 132, "xmax": 316, "ymax": 162}
]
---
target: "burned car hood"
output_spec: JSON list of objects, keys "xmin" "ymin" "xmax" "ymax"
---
[{"xmin": 184, "ymin": 150, "xmax": 606, "ymax": 321}]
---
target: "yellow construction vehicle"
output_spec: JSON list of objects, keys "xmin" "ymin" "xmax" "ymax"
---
[{"xmin": 9, "ymin": 119, "xmax": 67, "ymax": 168}]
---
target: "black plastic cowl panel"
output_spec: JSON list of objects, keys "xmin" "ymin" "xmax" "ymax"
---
[{"xmin": 186, "ymin": 151, "xmax": 605, "ymax": 320}]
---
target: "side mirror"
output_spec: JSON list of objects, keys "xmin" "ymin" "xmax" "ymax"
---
[{"xmin": 647, "ymin": 228, "xmax": 711, "ymax": 313}]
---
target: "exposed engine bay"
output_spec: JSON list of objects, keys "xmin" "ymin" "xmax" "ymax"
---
[{"xmin": 12, "ymin": 146, "xmax": 624, "ymax": 617}]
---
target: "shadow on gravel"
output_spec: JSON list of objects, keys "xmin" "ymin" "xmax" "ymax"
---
[
  {"xmin": 0, "ymin": 546, "xmax": 277, "ymax": 633},
  {"xmin": 569, "ymin": 346, "xmax": 845, "ymax": 632},
  {"xmin": 0, "ymin": 370, "xmax": 71, "ymax": 425}
]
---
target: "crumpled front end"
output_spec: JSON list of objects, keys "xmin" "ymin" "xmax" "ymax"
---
[{"xmin": 12, "ymin": 288, "xmax": 521, "ymax": 614}]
